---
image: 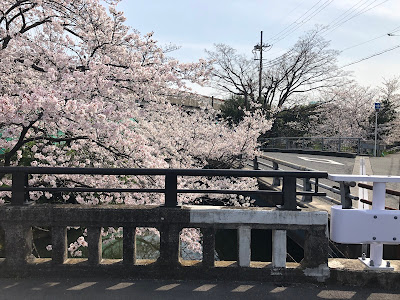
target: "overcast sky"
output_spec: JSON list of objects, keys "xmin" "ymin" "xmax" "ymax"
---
[{"xmin": 117, "ymin": 0, "xmax": 400, "ymax": 96}]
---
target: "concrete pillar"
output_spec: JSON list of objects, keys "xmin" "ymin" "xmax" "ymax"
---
[
  {"xmin": 302, "ymin": 227, "xmax": 328, "ymax": 268},
  {"xmin": 87, "ymin": 227, "xmax": 102, "ymax": 265},
  {"xmin": 123, "ymin": 226, "xmax": 136, "ymax": 265},
  {"xmin": 201, "ymin": 227, "xmax": 215, "ymax": 267},
  {"xmin": 51, "ymin": 226, "xmax": 67, "ymax": 264},
  {"xmin": 237, "ymin": 226, "xmax": 251, "ymax": 267},
  {"xmin": 272, "ymin": 230, "xmax": 286, "ymax": 268},
  {"xmin": 159, "ymin": 224, "xmax": 180, "ymax": 266},
  {"xmin": 4, "ymin": 223, "xmax": 33, "ymax": 267}
]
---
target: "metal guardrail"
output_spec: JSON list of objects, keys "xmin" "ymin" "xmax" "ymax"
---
[
  {"xmin": 259, "ymin": 137, "xmax": 385, "ymax": 156},
  {"xmin": 251, "ymin": 155, "xmax": 358, "ymax": 205},
  {"xmin": 0, "ymin": 166, "xmax": 328, "ymax": 210},
  {"xmin": 358, "ymin": 183, "xmax": 400, "ymax": 210}
]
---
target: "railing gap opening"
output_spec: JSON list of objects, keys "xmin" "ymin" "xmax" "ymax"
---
[
  {"xmin": 32, "ymin": 226, "xmax": 52, "ymax": 259},
  {"xmin": 215, "ymin": 229, "xmax": 238, "ymax": 262},
  {"xmin": 135, "ymin": 227, "xmax": 160, "ymax": 261},
  {"xmin": 180, "ymin": 228, "xmax": 203, "ymax": 262}
]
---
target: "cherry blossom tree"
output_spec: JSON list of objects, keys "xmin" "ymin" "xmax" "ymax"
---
[
  {"xmin": 311, "ymin": 82, "xmax": 375, "ymax": 138},
  {"xmin": 0, "ymin": 0, "xmax": 271, "ymax": 256},
  {"xmin": 312, "ymin": 79, "xmax": 400, "ymax": 146}
]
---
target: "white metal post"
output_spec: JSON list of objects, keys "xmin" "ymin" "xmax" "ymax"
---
[{"xmin": 369, "ymin": 182, "xmax": 386, "ymax": 267}]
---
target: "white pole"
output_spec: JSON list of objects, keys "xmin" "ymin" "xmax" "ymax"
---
[{"xmin": 370, "ymin": 182, "xmax": 386, "ymax": 267}]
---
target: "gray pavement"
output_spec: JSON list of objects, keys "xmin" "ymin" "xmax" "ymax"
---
[
  {"xmin": 0, "ymin": 278, "xmax": 399, "ymax": 300},
  {"xmin": 370, "ymin": 153, "xmax": 400, "ymax": 194},
  {"xmin": 260, "ymin": 152, "xmax": 356, "ymax": 174}
]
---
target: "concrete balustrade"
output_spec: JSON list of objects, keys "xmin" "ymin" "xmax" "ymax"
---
[{"xmin": 0, "ymin": 204, "xmax": 329, "ymax": 282}]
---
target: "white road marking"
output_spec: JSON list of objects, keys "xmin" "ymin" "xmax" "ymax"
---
[{"xmin": 298, "ymin": 156, "xmax": 344, "ymax": 165}]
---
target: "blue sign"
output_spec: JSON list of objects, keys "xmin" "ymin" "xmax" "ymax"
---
[{"xmin": 375, "ymin": 102, "xmax": 381, "ymax": 110}]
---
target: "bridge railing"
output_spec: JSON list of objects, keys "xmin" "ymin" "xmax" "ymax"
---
[
  {"xmin": 0, "ymin": 166, "xmax": 327, "ymax": 210},
  {"xmin": 0, "ymin": 167, "xmax": 329, "ymax": 281},
  {"xmin": 259, "ymin": 137, "xmax": 385, "ymax": 156},
  {"xmin": 251, "ymin": 155, "xmax": 358, "ymax": 205}
]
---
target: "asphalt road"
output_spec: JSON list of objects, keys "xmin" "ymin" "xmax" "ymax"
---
[
  {"xmin": 0, "ymin": 278, "xmax": 399, "ymax": 300},
  {"xmin": 259, "ymin": 152, "xmax": 356, "ymax": 174}
]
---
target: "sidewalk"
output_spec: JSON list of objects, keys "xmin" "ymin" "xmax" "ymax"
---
[
  {"xmin": 0, "ymin": 277, "xmax": 399, "ymax": 300},
  {"xmin": 369, "ymin": 153, "xmax": 400, "ymax": 208}
]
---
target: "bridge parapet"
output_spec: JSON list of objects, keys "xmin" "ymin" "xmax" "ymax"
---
[
  {"xmin": 0, "ymin": 204, "xmax": 329, "ymax": 282},
  {"xmin": 0, "ymin": 166, "xmax": 330, "ymax": 282}
]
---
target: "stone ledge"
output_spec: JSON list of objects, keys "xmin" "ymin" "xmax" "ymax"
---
[{"xmin": 328, "ymin": 258, "xmax": 400, "ymax": 290}]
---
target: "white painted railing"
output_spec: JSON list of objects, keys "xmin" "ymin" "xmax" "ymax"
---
[{"xmin": 329, "ymin": 174, "xmax": 400, "ymax": 270}]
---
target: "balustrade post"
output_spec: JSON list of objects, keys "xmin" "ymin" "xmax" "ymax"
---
[
  {"xmin": 87, "ymin": 227, "xmax": 102, "ymax": 265},
  {"xmin": 272, "ymin": 162, "xmax": 280, "ymax": 186},
  {"xmin": 237, "ymin": 226, "xmax": 251, "ymax": 267},
  {"xmin": 338, "ymin": 138, "xmax": 342, "ymax": 152},
  {"xmin": 302, "ymin": 227, "xmax": 328, "ymax": 268},
  {"xmin": 253, "ymin": 156, "xmax": 259, "ymax": 170},
  {"xmin": 201, "ymin": 227, "xmax": 215, "ymax": 267},
  {"xmin": 302, "ymin": 177, "xmax": 312, "ymax": 202},
  {"xmin": 282, "ymin": 176, "xmax": 297, "ymax": 210},
  {"xmin": 51, "ymin": 226, "xmax": 67, "ymax": 264},
  {"xmin": 165, "ymin": 173, "xmax": 178, "ymax": 207},
  {"xmin": 340, "ymin": 181, "xmax": 355, "ymax": 209},
  {"xmin": 272, "ymin": 230, "xmax": 286, "ymax": 268},
  {"xmin": 123, "ymin": 226, "xmax": 136, "ymax": 265},
  {"xmin": 159, "ymin": 223, "xmax": 181, "ymax": 266},
  {"xmin": 11, "ymin": 171, "xmax": 29, "ymax": 205},
  {"xmin": 4, "ymin": 223, "xmax": 33, "ymax": 267}
]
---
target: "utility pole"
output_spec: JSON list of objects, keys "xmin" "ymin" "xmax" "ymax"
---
[{"xmin": 253, "ymin": 31, "xmax": 271, "ymax": 102}]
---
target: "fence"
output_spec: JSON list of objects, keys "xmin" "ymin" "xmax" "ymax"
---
[
  {"xmin": 0, "ymin": 166, "xmax": 330, "ymax": 281},
  {"xmin": 259, "ymin": 137, "xmax": 385, "ymax": 156},
  {"xmin": 251, "ymin": 155, "xmax": 358, "ymax": 205}
]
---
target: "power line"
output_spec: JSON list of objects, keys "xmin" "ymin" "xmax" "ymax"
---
[
  {"xmin": 266, "ymin": 0, "xmax": 325, "ymax": 42},
  {"xmin": 341, "ymin": 43, "xmax": 400, "ymax": 68},
  {"xmin": 261, "ymin": 0, "xmax": 392, "ymax": 71},
  {"xmin": 340, "ymin": 26, "xmax": 400, "ymax": 52},
  {"xmin": 323, "ymin": 0, "xmax": 374, "ymax": 31},
  {"xmin": 272, "ymin": 0, "xmax": 334, "ymax": 43},
  {"xmin": 323, "ymin": 0, "xmax": 390, "ymax": 36}
]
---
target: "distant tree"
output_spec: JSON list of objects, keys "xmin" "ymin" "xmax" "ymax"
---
[
  {"xmin": 219, "ymin": 95, "xmax": 246, "ymax": 125},
  {"xmin": 263, "ymin": 30, "xmax": 346, "ymax": 108},
  {"xmin": 205, "ymin": 44, "xmax": 258, "ymax": 109},
  {"xmin": 312, "ymin": 82, "xmax": 374, "ymax": 138},
  {"xmin": 262, "ymin": 103, "xmax": 320, "ymax": 138},
  {"xmin": 367, "ymin": 78, "xmax": 400, "ymax": 143},
  {"xmin": 206, "ymin": 30, "xmax": 346, "ymax": 111}
]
